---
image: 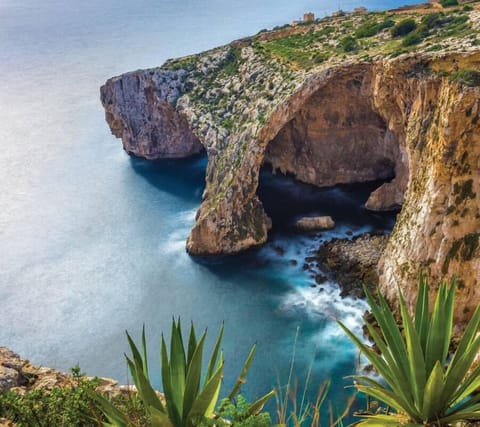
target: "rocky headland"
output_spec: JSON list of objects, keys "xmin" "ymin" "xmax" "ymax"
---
[{"xmin": 101, "ymin": 3, "xmax": 480, "ymax": 322}]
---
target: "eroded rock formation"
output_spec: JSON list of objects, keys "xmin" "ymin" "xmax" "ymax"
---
[
  {"xmin": 101, "ymin": 8, "xmax": 480, "ymax": 322},
  {"xmin": 101, "ymin": 69, "xmax": 203, "ymax": 159}
]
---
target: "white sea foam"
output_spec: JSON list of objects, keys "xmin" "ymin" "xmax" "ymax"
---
[{"xmin": 160, "ymin": 209, "xmax": 197, "ymax": 254}]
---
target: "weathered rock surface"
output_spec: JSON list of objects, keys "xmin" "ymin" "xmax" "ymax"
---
[
  {"xmin": 316, "ymin": 232, "xmax": 389, "ymax": 298},
  {"xmin": 101, "ymin": 69, "xmax": 203, "ymax": 159},
  {"xmin": 0, "ymin": 346, "xmax": 123, "ymax": 396},
  {"xmin": 101, "ymin": 7, "xmax": 480, "ymax": 321},
  {"xmin": 295, "ymin": 215, "xmax": 335, "ymax": 231}
]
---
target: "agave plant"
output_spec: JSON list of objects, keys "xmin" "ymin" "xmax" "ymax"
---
[
  {"xmin": 92, "ymin": 319, "xmax": 274, "ymax": 427},
  {"xmin": 339, "ymin": 276, "xmax": 480, "ymax": 426}
]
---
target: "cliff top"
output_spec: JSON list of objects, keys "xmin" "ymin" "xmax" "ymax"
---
[{"xmin": 164, "ymin": 1, "xmax": 480, "ymax": 73}]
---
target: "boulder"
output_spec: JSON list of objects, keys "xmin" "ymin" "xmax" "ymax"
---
[{"xmin": 294, "ymin": 215, "xmax": 335, "ymax": 231}]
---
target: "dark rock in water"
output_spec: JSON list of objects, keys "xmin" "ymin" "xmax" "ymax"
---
[
  {"xmin": 346, "ymin": 230, "xmax": 353, "ymax": 236},
  {"xmin": 289, "ymin": 259, "xmax": 298, "ymax": 266},
  {"xmin": 310, "ymin": 284, "xmax": 316, "ymax": 288},
  {"xmin": 315, "ymin": 274, "xmax": 328, "ymax": 284},
  {"xmin": 302, "ymin": 263, "xmax": 309, "ymax": 270},
  {"xmin": 315, "ymin": 232, "xmax": 389, "ymax": 298},
  {"xmin": 273, "ymin": 245, "xmax": 285, "ymax": 256}
]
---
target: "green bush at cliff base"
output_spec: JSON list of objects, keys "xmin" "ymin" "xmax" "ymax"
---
[
  {"xmin": 339, "ymin": 276, "xmax": 480, "ymax": 426},
  {"xmin": 91, "ymin": 320, "xmax": 275, "ymax": 427}
]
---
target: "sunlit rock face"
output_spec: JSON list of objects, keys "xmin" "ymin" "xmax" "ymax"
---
[
  {"xmin": 264, "ymin": 66, "xmax": 398, "ymax": 194},
  {"xmin": 101, "ymin": 70, "xmax": 203, "ymax": 159}
]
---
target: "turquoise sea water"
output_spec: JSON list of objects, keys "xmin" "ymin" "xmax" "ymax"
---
[{"xmin": 1, "ymin": 0, "xmax": 414, "ymax": 420}]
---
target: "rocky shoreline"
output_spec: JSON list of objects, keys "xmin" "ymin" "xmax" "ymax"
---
[{"xmin": 312, "ymin": 232, "xmax": 389, "ymax": 298}]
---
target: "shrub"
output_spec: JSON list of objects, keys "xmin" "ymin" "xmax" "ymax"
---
[
  {"xmin": 339, "ymin": 276, "xmax": 480, "ymax": 426},
  {"xmin": 451, "ymin": 69, "xmax": 480, "ymax": 87},
  {"xmin": 402, "ymin": 32, "xmax": 422, "ymax": 47},
  {"xmin": 421, "ymin": 12, "xmax": 445, "ymax": 29},
  {"xmin": 391, "ymin": 19, "xmax": 417, "ymax": 37},
  {"xmin": 440, "ymin": 0, "xmax": 458, "ymax": 7},
  {"xmin": 0, "ymin": 367, "xmax": 107, "ymax": 426},
  {"xmin": 339, "ymin": 36, "xmax": 357, "ymax": 52},
  {"xmin": 355, "ymin": 19, "xmax": 394, "ymax": 38}
]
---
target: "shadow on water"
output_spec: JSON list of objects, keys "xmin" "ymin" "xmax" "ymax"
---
[
  {"xmin": 257, "ymin": 166, "xmax": 398, "ymax": 233},
  {"xmin": 129, "ymin": 153, "xmax": 207, "ymax": 202}
]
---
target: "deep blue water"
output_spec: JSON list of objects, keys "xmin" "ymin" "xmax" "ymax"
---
[{"xmin": 1, "ymin": 0, "xmax": 412, "ymax": 422}]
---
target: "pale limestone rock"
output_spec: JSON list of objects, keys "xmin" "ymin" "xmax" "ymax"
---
[{"xmin": 295, "ymin": 216, "xmax": 335, "ymax": 231}]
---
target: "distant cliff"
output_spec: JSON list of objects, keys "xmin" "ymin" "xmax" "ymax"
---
[{"xmin": 101, "ymin": 4, "xmax": 480, "ymax": 322}]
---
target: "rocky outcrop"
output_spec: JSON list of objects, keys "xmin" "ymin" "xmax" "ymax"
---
[
  {"xmin": 316, "ymin": 232, "xmax": 389, "ymax": 298},
  {"xmin": 101, "ymin": 69, "xmax": 203, "ymax": 159},
  {"xmin": 101, "ymin": 7, "xmax": 480, "ymax": 321},
  {"xmin": 0, "ymin": 347, "xmax": 122, "ymax": 396},
  {"xmin": 294, "ymin": 215, "xmax": 335, "ymax": 231}
]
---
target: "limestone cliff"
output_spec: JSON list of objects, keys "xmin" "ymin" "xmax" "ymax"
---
[{"xmin": 101, "ymin": 5, "xmax": 480, "ymax": 321}]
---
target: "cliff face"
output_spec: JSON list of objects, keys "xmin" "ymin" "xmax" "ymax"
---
[
  {"xmin": 374, "ymin": 53, "xmax": 480, "ymax": 324},
  {"xmin": 101, "ymin": 69, "xmax": 203, "ymax": 159},
  {"xmin": 101, "ymin": 7, "xmax": 480, "ymax": 321}
]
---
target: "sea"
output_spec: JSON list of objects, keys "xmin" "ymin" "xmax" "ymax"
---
[{"xmin": 0, "ymin": 0, "xmax": 416, "ymax": 422}]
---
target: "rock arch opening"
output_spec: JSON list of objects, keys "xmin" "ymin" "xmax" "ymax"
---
[{"xmin": 261, "ymin": 71, "xmax": 401, "ymax": 212}]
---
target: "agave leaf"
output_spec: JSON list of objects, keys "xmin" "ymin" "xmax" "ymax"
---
[
  {"xmin": 445, "ymin": 334, "xmax": 480, "ymax": 405},
  {"xmin": 446, "ymin": 303, "xmax": 480, "ymax": 378},
  {"xmin": 126, "ymin": 355, "xmax": 165, "ymax": 414},
  {"xmin": 449, "ymin": 356, "xmax": 480, "ymax": 406},
  {"xmin": 425, "ymin": 282, "xmax": 449, "ymax": 373},
  {"xmin": 363, "ymin": 317, "xmax": 413, "ymax": 399},
  {"xmin": 142, "ymin": 324, "xmax": 149, "ymax": 378},
  {"xmin": 398, "ymin": 287, "xmax": 426, "ymax": 411},
  {"xmin": 365, "ymin": 288, "xmax": 412, "ymax": 396},
  {"xmin": 187, "ymin": 322, "xmax": 197, "ymax": 367},
  {"xmin": 162, "ymin": 334, "xmax": 182, "ymax": 426},
  {"xmin": 441, "ymin": 279, "xmax": 456, "ymax": 363},
  {"xmin": 228, "ymin": 343, "xmax": 257, "ymax": 400},
  {"xmin": 353, "ymin": 376, "xmax": 418, "ymax": 417},
  {"xmin": 448, "ymin": 385, "xmax": 480, "ymax": 415},
  {"xmin": 186, "ymin": 362, "xmax": 224, "ymax": 427},
  {"xmin": 355, "ymin": 385, "xmax": 410, "ymax": 415},
  {"xmin": 414, "ymin": 274, "xmax": 429, "ymax": 350},
  {"xmin": 150, "ymin": 405, "xmax": 175, "ymax": 427},
  {"xmin": 169, "ymin": 319, "xmax": 187, "ymax": 417},
  {"xmin": 440, "ymin": 403, "xmax": 480, "ymax": 424},
  {"xmin": 338, "ymin": 321, "xmax": 406, "ymax": 396},
  {"xmin": 205, "ymin": 322, "xmax": 224, "ymax": 383},
  {"xmin": 421, "ymin": 360, "xmax": 445, "ymax": 419},
  {"xmin": 245, "ymin": 389, "xmax": 276, "ymax": 417},
  {"xmin": 126, "ymin": 331, "xmax": 147, "ymax": 376},
  {"xmin": 88, "ymin": 390, "xmax": 129, "ymax": 426},
  {"xmin": 183, "ymin": 330, "xmax": 207, "ymax": 420}
]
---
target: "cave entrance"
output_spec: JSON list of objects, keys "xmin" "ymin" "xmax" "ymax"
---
[
  {"xmin": 257, "ymin": 166, "xmax": 397, "ymax": 233},
  {"xmin": 257, "ymin": 71, "xmax": 400, "ymax": 234}
]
